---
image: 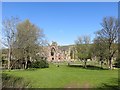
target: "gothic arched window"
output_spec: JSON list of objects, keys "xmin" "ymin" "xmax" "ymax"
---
[{"xmin": 51, "ymin": 47, "xmax": 55, "ymax": 56}]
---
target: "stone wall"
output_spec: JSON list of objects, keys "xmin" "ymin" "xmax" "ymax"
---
[{"xmin": 45, "ymin": 41, "xmax": 75, "ymax": 62}]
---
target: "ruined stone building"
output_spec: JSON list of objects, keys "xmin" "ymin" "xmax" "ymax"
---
[{"xmin": 43, "ymin": 41, "xmax": 76, "ymax": 62}]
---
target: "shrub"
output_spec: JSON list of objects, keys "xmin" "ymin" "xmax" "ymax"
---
[
  {"xmin": 31, "ymin": 59, "xmax": 49, "ymax": 68},
  {"xmin": 114, "ymin": 58, "xmax": 120, "ymax": 68}
]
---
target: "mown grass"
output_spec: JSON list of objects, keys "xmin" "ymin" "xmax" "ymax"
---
[{"xmin": 2, "ymin": 63, "xmax": 119, "ymax": 88}]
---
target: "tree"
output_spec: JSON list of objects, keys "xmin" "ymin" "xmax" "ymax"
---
[
  {"xmin": 75, "ymin": 35, "xmax": 91, "ymax": 68},
  {"xmin": 95, "ymin": 17, "xmax": 119, "ymax": 69},
  {"xmin": 2, "ymin": 17, "xmax": 19, "ymax": 70},
  {"xmin": 70, "ymin": 50, "xmax": 74, "ymax": 59},
  {"xmin": 14, "ymin": 19, "xmax": 45, "ymax": 69},
  {"xmin": 93, "ymin": 37, "xmax": 109, "ymax": 68}
]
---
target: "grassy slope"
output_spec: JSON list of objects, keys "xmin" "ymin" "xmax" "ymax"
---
[{"xmin": 3, "ymin": 63, "xmax": 118, "ymax": 88}]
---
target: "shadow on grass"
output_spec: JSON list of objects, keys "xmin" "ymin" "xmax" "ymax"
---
[
  {"xmin": 68, "ymin": 64, "xmax": 108, "ymax": 70},
  {"xmin": 25, "ymin": 68, "xmax": 38, "ymax": 71},
  {"xmin": 96, "ymin": 78, "xmax": 120, "ymax": 90},
  {"xmin": 2, "ymin": 73, "xmax": 31, "ymax": 88}
]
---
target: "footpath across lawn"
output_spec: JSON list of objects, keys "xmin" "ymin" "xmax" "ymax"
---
[{"xmin": 2, "ymin": 63, "xmax": 119, "ymax": 89}]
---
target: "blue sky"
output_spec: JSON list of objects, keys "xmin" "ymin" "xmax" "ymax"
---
[{"xmin": 2, "ymin": 2, "xmax": 118, "ymax": 45}]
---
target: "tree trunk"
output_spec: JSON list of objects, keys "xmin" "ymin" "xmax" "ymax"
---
[
  {"xmin": 8, "ymin": 48, "xmax": 11, "ymax": 70},
  {"xmin": 8, "ymin": 58, "xmax": 10, "ymax": 70},
  {"xmin": 109, "ymin": 57, "xmax": 112, "ymax": 70},
  {"xmin": 24, "ymin": 57, "xmax": 28, "ymax": 69},
  {"xmin": 84, "ymin": 59, "xmax": 87, "ymax": 68},
  {"xmin": 101, "ymin": 61, "xmax": 103, "ymax": 69}
]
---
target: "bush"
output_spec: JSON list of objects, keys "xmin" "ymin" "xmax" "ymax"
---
[
  {"xmin": 114, "ymin": 58, "xmax": 120, "ymax": 68},
  {"xmin": 31, "ymin": 60, "xmax": 49, "ymax": 68}
]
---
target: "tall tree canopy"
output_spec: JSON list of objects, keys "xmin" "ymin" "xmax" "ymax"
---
[
  {"xmin": 13, "ymin": 19, "xmax": 46, "ymax": 69},
  {"xmin": 2, "ymin": 17, "xmax": 20, "ymax": 70},
  {"xmin": 95, "ymin": 17, "xmax": 119, "ymax": 69}
]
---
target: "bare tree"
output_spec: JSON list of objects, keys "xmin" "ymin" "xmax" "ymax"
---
[
  {"xmin": 75, "ymin": 35, "xmax": 91, "ymax": 68},
  {"xmin": 2, "ymin": 17, "xmax": 19, "ymax": 70},
  {"xmin": 95, "ymin": 17, "xmax": 119, "ymax": 69}
]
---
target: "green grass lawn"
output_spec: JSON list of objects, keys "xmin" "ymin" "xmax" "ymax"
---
[{"xmin": 2, "ymin": 63, "xmax": 118, "ymax": 88}]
